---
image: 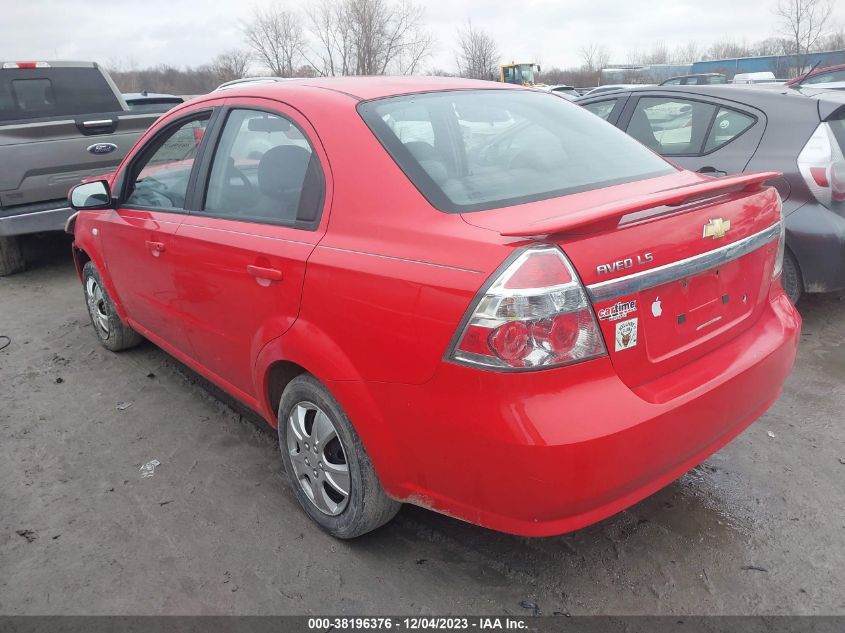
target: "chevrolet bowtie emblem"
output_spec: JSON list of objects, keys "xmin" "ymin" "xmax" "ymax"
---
[{"xmin": 703, "ymin": 218, "xmax": 731, "ymax": 239}]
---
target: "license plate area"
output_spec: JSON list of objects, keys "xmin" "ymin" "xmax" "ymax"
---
[{"xmin": 640, "ymin": 255, "xmax": 759, "ymax": 363}]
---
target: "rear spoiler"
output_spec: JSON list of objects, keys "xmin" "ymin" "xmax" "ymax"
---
[{"xmin": 499, "ymin": 172, "xmax": 782, "ymax": 237}]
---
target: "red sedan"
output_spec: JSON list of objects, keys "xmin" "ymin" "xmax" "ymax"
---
[{"xmin": 66, "ymin": 77, "xmax": 800, "ymax": 538}]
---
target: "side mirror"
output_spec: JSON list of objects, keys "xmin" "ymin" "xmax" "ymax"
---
[{"xmin": 69, "ymin": 180, "xmax": 112, "ymax": 211}]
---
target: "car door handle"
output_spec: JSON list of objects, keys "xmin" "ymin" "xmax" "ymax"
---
[
  {"xmin": 145, "ymin": 240, "xmax": 166, "ymax": 255},
  {"xmin": 247, "ymin": 265, "xmax": 283, "ymax": 282}
]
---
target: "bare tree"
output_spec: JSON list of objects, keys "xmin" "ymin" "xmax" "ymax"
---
[
  {"xmin": 776, "ymin": 0, "xmax": 833, "ymax": 73},
  {"xmin": 210, "ymin": 49, "xmax": 252, "ymax": 83},
  {"xmin": 822, "ymin": 23, "xmax": 845, "ymax": 50},
  {"xmin": 705, "ymin": 37, "xmax": 752, "ymax": 60},
  {"xmin": 455, "ymin": 20, "xmax": 499, "ymax": 81},
  {"xmin": 305, "ymin": 0, "xmax": 433, "ymax": 76},
  {"xmin": 579, "ymin": 43, "xmax": 609, "ymax": 73},
  {"xmin": 243, "ymin": 5, "xmax": 305, "ymax": 77},
  {"xmin": 673, "ymin": 41, "xmax": 702, "ymax": 63}
]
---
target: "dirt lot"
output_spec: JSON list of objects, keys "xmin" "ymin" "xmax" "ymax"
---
[{"xmin": 1, "ymin": 234, "xmax": 844, "ymax": 616}]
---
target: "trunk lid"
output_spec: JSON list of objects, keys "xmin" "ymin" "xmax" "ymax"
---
[{"xmin": 462, "ymin": 172, "xmax": 783, "ymax": 390}]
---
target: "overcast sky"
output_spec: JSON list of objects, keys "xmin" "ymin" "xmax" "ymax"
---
[{"xmin": 2, "ymin": 0, "xmax": 844, "ymax": 72}]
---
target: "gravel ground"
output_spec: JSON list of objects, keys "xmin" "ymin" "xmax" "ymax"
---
[{"xmin": 1, "ymin": 234, "xmax": 844, "ymax": 615}]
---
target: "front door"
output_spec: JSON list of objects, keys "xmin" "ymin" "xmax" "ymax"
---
[{"xmin": 99, "ymin": 111, "xmax": 213, "ymax": 355}]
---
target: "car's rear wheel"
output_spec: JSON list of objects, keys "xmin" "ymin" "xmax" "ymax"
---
[
  {"xmin": 278, "ymin": 374, "xmax": 400, "ymax": 538},
  {"xmin": 82, "ymin": 261, "xmax": 143, "ymax": 351},
  {"xmin": 781, "ymin": 249, "xmax": 802, "ymax": 305}
]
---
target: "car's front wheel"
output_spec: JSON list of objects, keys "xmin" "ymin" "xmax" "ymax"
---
[
  {"xmin": 278, "ymin": 374, "xmax": 400, "ymax": 538},
  {"xmin": 82, "ymin": 261, "xmax": 143, "ymax": 352}
]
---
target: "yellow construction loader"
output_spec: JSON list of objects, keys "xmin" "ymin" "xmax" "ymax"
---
[{"xmin": 499, "ymin": 62, "xmax": 541, "ymax": 86}]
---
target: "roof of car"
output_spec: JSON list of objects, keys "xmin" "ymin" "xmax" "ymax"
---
[{"xmin": 208, "ymin": 76, "xmax": 516, "ymax": 101}]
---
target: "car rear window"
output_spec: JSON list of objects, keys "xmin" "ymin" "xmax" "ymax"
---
[
  {"xmin": 0, "ymin": 67, "xmax": 122, "ymax": 122},
  {"xmin": 359, "ymin": 90, "xmax": 674, "ymax": 213}
]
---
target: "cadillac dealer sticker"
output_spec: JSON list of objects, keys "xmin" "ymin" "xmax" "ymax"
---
[{"xmin": 615, "ymin": 318, "xmax": 638, "ymax": 351}]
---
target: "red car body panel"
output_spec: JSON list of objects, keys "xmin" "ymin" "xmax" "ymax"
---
[{"xmin": 71, "ymin": 77, "xmax": 801, "ymax": 536}]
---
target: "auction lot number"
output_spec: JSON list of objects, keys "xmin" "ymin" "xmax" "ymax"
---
[{"xmin": 308, "ymin": 617, "xmax": 527, "ymax": 630}]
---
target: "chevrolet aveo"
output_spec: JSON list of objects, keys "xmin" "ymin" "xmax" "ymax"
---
[{"xmin": 67, "ymin": 77, "xmax": 800, "ymax": 538}]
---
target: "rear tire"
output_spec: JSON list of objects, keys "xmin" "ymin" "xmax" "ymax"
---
[
  {"xmin": 82, "ymin": 261, "xmax": 143, "ymax": 352},
  {"xmin": 278, "ymin": 374, "xmax": 400, "ymax": 539},
  {"xmin": 780, "ymin": 249, "xmax": 802, "ymax": 305},
  {"xmin": 0, "ymin": 236, "xmax": 25, "ymax": 276}
]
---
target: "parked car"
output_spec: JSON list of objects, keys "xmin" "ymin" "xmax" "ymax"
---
[
  {"xmin": 542, "ymin": 84, "xmax": 581, "ymax": 99},
  {"xmin": 580, "ymin": 83, "xmax": 644, "ymax": 96},
  {"xmin": 576, "ymin": 84, "xmax": 845, "ymax": 302},
  {"xmin": 787, "ymin": 63, "xmax": 845, "ymax": 87},
  {"xmin": 0, "ymin": 61, "xmax": 162, "ymax": 274},
  {"xmin": 215, "ymin": 77, "xmax": 292, "ymax": 91},
  {"xmin": 660, "ymin": 73, "xmax": 726, "ymax": 86},
  {"xmin": 732, "ymin": 72, "xmax": 784, "ymax": 85},
  {"xmin": 122, "ymin": 91, "xmax": 184, "ymax": 113},
  {"xmin": 67, "ymin": 77, "xmax": 799, "ymax": 539}
]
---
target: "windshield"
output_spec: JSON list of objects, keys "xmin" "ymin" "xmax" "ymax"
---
[
  {"xmin": 359, "ymin": 89, "xmax": 674, "ymax": 213},
  {"xmin": 519, "ymin": 65, "xmax": 535, "ymax": 83}
]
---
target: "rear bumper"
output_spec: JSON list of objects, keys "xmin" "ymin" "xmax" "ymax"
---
[
  {"xmin": 785, "ymin": 201, "xmax": 845, "ymax": 293},
  {"xmin": 0, "ymin": 202, "xmax": 74, "ymax": 237},
  {"xmin": 350, "ymin": 290, "xmax": 800, "ymax": 536}
]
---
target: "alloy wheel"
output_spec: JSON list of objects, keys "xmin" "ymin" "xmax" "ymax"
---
[
  {"xmin": 85, "ymin": 277, "xmax": 110, "ymax": 336},
  {"xmin": 286, "ymin": 401, "xmax": 350, "ymax": 516}
]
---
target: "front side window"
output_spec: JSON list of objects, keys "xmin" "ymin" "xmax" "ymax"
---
[
  {"xmin": 360, "ymin": 90, "xmax": 673, "ymax": 213},
  {"xmin": 627, "ymin": 97, "xmax": 716, "ymax": 155},
  {"xmin": 202, "ymin": 109, "xmax": 324, "ymax": 227},
  {"xmin": 582, "ymin": 99, "xmax": 618, "ymax": 120},
  {"xmin": 124, "ymin": 114, "xmax": 210, "ymax": 210}
]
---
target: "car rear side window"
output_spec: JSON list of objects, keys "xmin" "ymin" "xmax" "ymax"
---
[
  {"xmin": 703, "ymin": 107, "xmax": 755, "ymax": 152},
  {"xmin": 359, "ymin": 90, "xmax": 673, "ymax": 213},
  {"xmin": 0, "ymin": 67, "xmax": 122, "ymax": 122},
  {"xmin": 201, "ymin": 108, "xmax": 324, "ymax": 228}
]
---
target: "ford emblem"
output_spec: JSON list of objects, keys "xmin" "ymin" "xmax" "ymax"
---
[{"xmin": 87, "ymin": 142, "xmax": 118, "ymax": 155}]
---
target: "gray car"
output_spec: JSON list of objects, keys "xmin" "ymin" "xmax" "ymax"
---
[{"xmin": 576, "ymin": 84, "xmax": 845, "ymax": 303}]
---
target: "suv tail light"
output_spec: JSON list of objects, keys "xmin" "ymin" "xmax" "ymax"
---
[
  {"xmin": 797, "ymin": 122, "xmax": 845, "ymax": 209},
  {"xmin": 448, "ymin": 246, "xmax": 606, "ymax": 370}
]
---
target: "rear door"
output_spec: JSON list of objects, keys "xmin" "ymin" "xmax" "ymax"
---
[
  {"xmin": 172, "ymin": 98, "xmax": 330, "ymax": 398},
  {"xmin": 99, "ymin": 109, "xmax": 216, "ymax": 354},
  {"xmin": 617, "ymin": 92, "xmax": 765, "ymax": 176},
  {"xmin": 0, "ymin": 64, "xmax": 158, "ymax": 208}
]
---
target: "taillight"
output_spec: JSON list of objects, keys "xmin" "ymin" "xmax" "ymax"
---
[
  {"xmin": 448, "ymin": 246, "xmax": 606, "ymax": 370},
  {"xmin": 797, "ymin": 123, "xmax": 845, "ymax": 209},
  {"xmin": 2, "ymin": 62, "xmax": 51, "ymax": 69}
]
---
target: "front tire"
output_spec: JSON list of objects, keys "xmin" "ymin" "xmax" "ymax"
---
[
  {"xmin": 278, "ymin": 374, "xmax": 400, "ymax": 538},
  {"xmin": 82, "ymin": 261, "xmax": 143, "ymax": 352}
]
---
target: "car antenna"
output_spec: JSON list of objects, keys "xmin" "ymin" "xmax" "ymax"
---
[{"xmin": 794, "ymin": 59, "xmax": 822, "ymax": 89}]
